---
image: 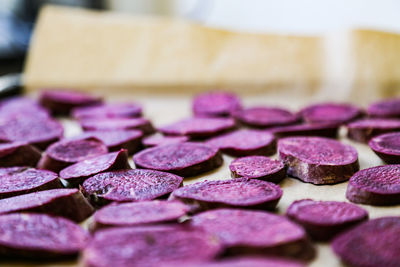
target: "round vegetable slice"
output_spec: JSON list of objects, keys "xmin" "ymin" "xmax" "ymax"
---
[
  {"xmin": 190, "ymin": 209, "xmax": 315, "ymax": 261},
  {"xmin": 0, "ymin": 188, "xmax": 94, "ymax": 222},
  {"xmin": 92, "ymin": 200, "xmax": 189, "ymax": 230},
  {"xmin": 142, "ymin": 134, "xmax": 189, "ymax": 147},
  {"xmin": 0, "ymin": 97, "xmax": 50, "ymax": 118},
  {"xmin": 82, "ymin": 169, "xmax": 183, "ymax": 205},
  {"xmin": 286, "ymin": 199, "xmax": 368, "ymax": 241},
  {"xmin": 133, "ymin": 142, "xmax": 223, "ymax": 177},
  {"xmin": 159, "ymin": 117, "xmax": 236, "ymax": 139},
  {"xmin": 189, "ymin": 257, "xmax": 305, "ymax": 267},
  {"xmin": 0, "ymin": 167, "xmax": 61, "ymax": 199},
  {"xmin": 346, "ymin": 118, "xmax": 400, "ymax": 143},
  {"xmin": 83, "ymin": 225, "xmax": 222, "ymax": 267},
  {"xmin": 332, "ymin": 217, "xmax": 400, "ymax": 267},
  {"xmin": 0, "ymin": 115, "xmax": 63, "ymax": 149},
  {"xmin": 0, "ymin": 142, "xmax": 41, "ymax": 167},
  {"xmin": 270, "ymin": 123, "xmax": 339, "ymax": 139},
  {"xmin": 80, "ymin": 117, "xmax": 154, "ymax": 135},
  {"xmin": 0, "ymin": 213, "xmax": 89, "ymax": 259},
  {"xmin": 60, "ymin": 150, "xmax": 130, "ymax": 186},
  {"xmin": 278, "ymin": 137, "xmax": 359, "ymax": 184},
  {"xmin": 346, "ymin": 165, "xmax": 400, "ymax": 205},
  {"xmin": 206, "ymin": 129, "xmax": 276, "ymax": 157},
  {"xmin": 300, "ymin": 102, "xmax": 361, "ymax": 124},
  {"xmin": 79, "ymin": 130, "xmax": 143, "ymax": 154},
  {"xmin": 39, "ymin": 89, "xmax": 102, "ymax": 115},
  {"xmin": 72, "ymin": 102, "xmax": 142, "ymax": 119},
  {"xmin": 233, "ymin": 107, "xmax": 299, "ymax": 128},
  {"xmin": 192, "ymin": 91, "xmax": 242, "ymax": 117},
  {"xmin": 229, "ymin": 156, "xmax": 286, "ymax": 183},
  {"xmin": 368, "ymin": 132, "xmax": 400, "ymax": 163},
  {"xmin": 367, "ymin": 98, "xmax": 400, "ymax": 118},
  {"xmin": 38, "ymin": 138, "xmax": 108, "ymax": 173},
  {"xmin": 172, "ymin": 178, "xmax": 282, "ymax": 210}
]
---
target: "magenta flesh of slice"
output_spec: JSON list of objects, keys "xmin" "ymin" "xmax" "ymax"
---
[
  {"xmin": 233, "ymin": 107, "xmax": 299, "ymax": 128},
  {"xmin": 192, "ymin": 91, "xmax": 242, "ymax": 117},
  {"xmin": 346, "ymin": 118, "xmax": 400, "ymax": 143},
  {"xmin": 368, "ymin": 132, "xmax": 400, "ymax": 163}
]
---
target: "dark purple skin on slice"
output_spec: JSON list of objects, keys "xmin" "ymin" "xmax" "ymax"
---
[
  {"xmin": 0, "ymin": 188, "xmax": 94, "ymax": 222},
  {"xmin": 80, "ymin": 117, "xmax": 155, "ymax": 135},
  {"xmin": 0, "ymin": 168, "xmax": 62, "ymax": 199},
  {"xmin": 346, "ymin": 165, "xmax": 400, "ymax": 205},
  {"xmin": 60, "ymin": 150, "xmax": 130, "ymax": 187},
  {"xmin": 82, "ymin": 169, "xmax": 183, "ymax": 206},
  {"xmin": 83, "ymin": 225, "xmax": 222, "ymax": 267},
  {"xmin": 133, "ymin": 142, "xmax": 223, "ymax": 177},
  {"xmin": 332, "ymin": 217, "xmax": 400, "ymax": 267},
  {"xmin": 190, "ymin": 209, "xmax": 315, "ymax": 261},
  {"xmin": 229, "ymin": 156, "xmax": 286, "ymax": 183},
  {"xmin": 300, "ymin": 103, "xmax": 362, "ymax": 124},
  {"xmin": 92, "ymin": 200, "xmax": 189, "ymax": 230},
  {"xmin": 0, "ymin": 116, "xmax": 64, "ymax": 150},
  {"xmin": 206, "ymin": 129, "xmax": 276, "ymax": 157},
  {"xmin": 72, "ymin": 102, "xmax": 142, "ymax": 119},
  {"xmin": 278, "ymin": 137, "xmax": 359, "ymax": 185},
  {"xmin": 286, "ymin": 199, "xmax": 368, "ymax": 241},
  {"xmin": 368, "ymin": 132, "xmax": 400, "ymax": 163},
  {"xmin": 37, "ymin": 138, "xmax": 108, "ymax": 173},
  {"xmin": 39, "ymin": 89, "xmax": 102, "ymax": 115},
  {"xmin": 346, "ymin": 118, "xmax": 400, "ymax": 143},
  {"xmin": 0, "ymin": 142, "xmax": 41, "ymax": 167},
  {"xmin": 367, "ymin": 98, "xmax": 400, "ymax": 118},
  {"xmin": 142, "ymin": 134, "xmax": 189, "ymax": 147},
  {"xmin": 172, "ymin": 178, "xmax": 282, "ymax": 211},
  {"xmin": 233, "ymin": 107, "xmax": 299, "ymax": 128},
  {"xmin": 0, "ymin": 213, "xmax": 89, "ymax": 259},
  {"xmin": 159, "ymin": 117, "xmax": 236, "ymax": 139},
  {"xmin": 192, "ymin": 91, "xmax": 242, "ymax": 117},
  {"xmin": 79, "ymin": 130, "xmax": 143, "ymax": 154},
  {"xmin": 189, "ymin": 257, "xmax": 305, "ymax": 267},
  {"xmin": 270, "ymin": 123, "xmax": 339, "ymax": 139}
]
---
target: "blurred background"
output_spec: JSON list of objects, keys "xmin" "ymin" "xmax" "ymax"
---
[{"xmin": 0, "ymin": 0, "xmax": 399, "ymax": 99}]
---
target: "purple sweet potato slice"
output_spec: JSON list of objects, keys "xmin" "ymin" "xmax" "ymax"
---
[
  {"xmin": 286, "ymin": 199, "xmax": 368, "ymax": 241},
  {"xmin": 0, "ymin": 142, "xmax": 41, "ymax": 167},
  {"xmin": 0, "ymin": 213, "xmax": 89, "ymax": 259},
  {"xmin": 0, "ymin": 115, "xmax": 64, "ymax": 149},
  {"xmin": 278, "ymin": 137, "xmax": 359, "ymax": 184},
  {"xmin": 37, "ymin": 138, "xmax": 108, "ymax": 173},
  {"xmin": 189, "ymin": 257, "xmax": 305, "ymax": 267},
  {"xmin": 368, "ymin": 132, "xmax": 400, "ymax": 163},
  {"xmin": 72, "ymin": 102, "xmax": 142, "ymax": 119},
  {"xmin": 60, "ymin": 150, "xmax": 130, "ymax": 186},
  {"xmin": 300, "ymin": 102, "xmax": 362, "ymax": 124},
  {"xmin": 0, "ymin": 168, "xmax": 62, "ymax": 199},
  {"xmin": 172, "ymin": 178, "xmax": 282, "ymax": 210},
  {"xmin": 346, "ymin": 118, "xmax": 400, "ymax": 143},
  {"xmin": 82, "ymin": 169, "xmax": 183, "ymax": 205},
  {"xmin": 206, "ymin": 129, "xmax": 276, "ymax": 157},
  {"xmin": 0, "ymin": 188, "xmax": 94, "ymax": 222},
  {"xmin": 83, "ymin": 225, "xmax": 222, "ymax": 267},
  {"xmin": 367, "ymin": 98, "xmax": 400, "ymax": 118},
  {"xmin": 133, "ymin": 142, "xmax": 223, "ymax": 177},
  {"xmin": 229, "ymin": 156, "xmax": 286, "ymax": 183},
  {"xmin": 332, "ymin": 217, "xmax": 400, "ymax": 267},
  {"xmin": 92, "ymin": 200, "xmax": 189, "ymax": 230},
  {"xmin": 79, "ymin": 130, "xmax": 143, "ymax": 154},
  {"xmin": 39, "ymin": 89, "xmax": 102, "ymax": 115},
  {"xmin": 159, "ymin": 117, "xmax": 236, "ymax": 139},
  {"xmin": 80, "ymin": 117, "xmax": 155, "ymax": 135},
  {"xmin": 270, "ymin": 123, "xmax": 339, "ymax": 139},
  {"xmin": 346, "ymin": 165, "xmax": 400, "ymax": 205},
  {"xmin": 0, "ymin": 97, "xmax": 50, "ymax": 118},
  {"xmin": 192, "ymin": 91, "xmax": 242, "ymax": 117},
  {"xmin": 233, "ymin": 107, "xmax": 299, "ymax": 128},
  {"xmin": 142, "ymin": 134, "xmax": 189, "ymax": 147},
  {"xmin": 190, "ymin": 209, "xmax": 315, "ymax": 261}
]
